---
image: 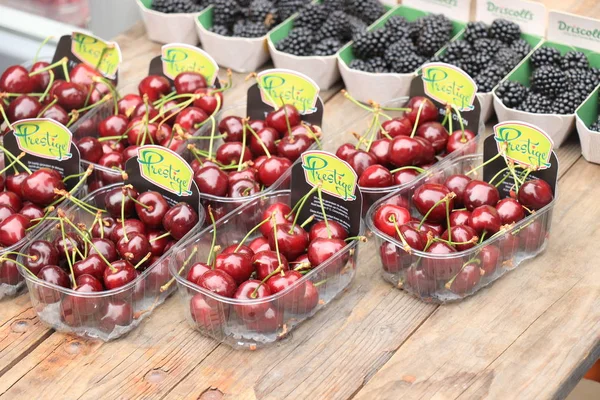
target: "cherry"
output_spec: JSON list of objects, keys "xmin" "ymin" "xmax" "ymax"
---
[
  {"xmin": 127, "ymin": 119, "xmax": 159, "ymax": 146},
  {"xmin": 175, "ymin": 107, "xmax": 208, "ymax": 133},
  {"xmin": 29, "ymin": 61, "xmax": 51, "ymax": 91},
  {"xmin": 358, "ymin": 165, "xmax": 393, "ymax": 188},
  {"xmin": 308, "ymin": 220, "xmax": 348, "ymax": 241},
  {"xmin": 517, "ymin": 179, "xmax": 553, "ymax": 210},
  {"xmin": 103, "ymin": 260, "xmax": 137, "ymax": 290},
  {"xmin": 381, "ymin": 117, "xmax": 412, "ymax": 138},
  {"xmin": 54, "ymin": 233, "xmax": 82, "ymax": 261},
  {"xmin": 0, "ymin": 191, "xmax": 22, "ymax": 212},
  {"xmin": 77, "ymin": 137, "xmax": 103, "ymax": 163},
  {"xmin": 253, "ymin": 155, "xmax": 268, "ymax": 171},
  {"xmin": 413, "ymin": 183, "xmax": 453, "ymax": 223},
  {"xmin": 189, "ymin": 293, "xmax": 227, "ymax": 328},
  {"xmin": 194, "ymin": 166, "xmax": 229, "ymax": 197},
  {"xmin": 37, "ymin": 264, "xmax": 70, "ymax": 288},
  {"xmin": 0, "ymin": 214, "xmax": 29, "ymax": 246},
  {"xmin": 5, "ymin": 172, "xmax": 27, "ymax": 195},
  {"xmin": 496, "ymin": 198, "xmax": 525, "ymax": 224},
  {"xmin": 216, "ymin": 142, "xmax": 252, "ymax": 166},
  {"xmin": 266, "ymin": 104, "xmax": 301, "ymax": 134},
  {"xmin": 193, "ymin": 88, "xmax": 223, "ymax": 114},
  {"xmin": 368, "ymin": 138, "xmax": 391, "ymax": 165},
  {"xmin": 186, "ymin": 262, "xmax": 211, "ymax": 285},
  {"xmin": 413, "ymin": 137, "xmax": 436, "ymax": 164},
  {"xmin": 91, "ymin": 217, "xmax": 116, "ymax": 239},
  {"xmin": 449, "ymin": 210, "xmax": 471, "ymax": 227},
  {"xmin": 257, "ymin": 156, "xmax": 292, "ymax": 187},
  {"xmin": 447, "ymin": 130, "xmax": 476, "ymax": 154},
  {"xmin": 104, "ymin": 186, "xmax": 139, "ymax": 218},
  {"xmin": 268, "ymin": 222, "xmax": 308, "ymax": 261},
  {"xmin": 519, "ymin": 221, "xmax": 545, "ymax": 253},
  {"xmin": 98, "ymin": 114, "xmax": 128, "ymax": 139},
  {"xmin": 307, "ymin": 237, "xmax": 348, "ymax": 274},
  {"xmin": 132, "ymin": 102, "xmax": 160, "ymax": 121},
  {"xmin": 380, "ymin": 242, "xmax": 406, "ymax": 273},
  {"xmin": 98, "ymin": 152, "xmax": 124, "ymax": 175},
  {"xmin": 444, "ymin": 174, "xmax": 471, "ymax": 208},
  {"xmin": 260, "ymin": 202, "xmax": 293, "ymax": 235},
  {"xmin": 197, "ymin": 269, "xmax": 237, "ymax": 297},
  {"xmin": 229, "ymin": 179, "xmax": 260, "ymax": 198},
  {"xmin": 219, "ymin": 116, "xmax": 245, "ymax": 142},
  {"xmin": 441, "ymin": 225, "xmax": 478, "ymax": 251},
  {"xmin": 277, "ymin": 134, "xmax": 312, "ymax": 161},
  {"xmin": 373, "ymin": 204, "xmax": 411, "ymax": 237},
  {"xmin": 252, "ymin": 250, "xmax": 289, "ymax": 280},
  {"xmin": 110, "ymin": 219, "xmax": 146, "ymax": 245},
  {"xmin": 250, "ymin": 127, "xmax": 278, "ymax": 156},
  {"xmin": 347, "ymin": 150, "xmax": 377, "ymax": 176},
  {"xmin": 405, "ymin": 97, "xmax": 438, "ymax": 125},
  {"xmin": 416, "ymin": 122, "xmax": 448, "ymax": 153},
  {"xmin": 138, "ymin": 75, "xmax": 171, "ymax": 102},
  {"xmin": 249, "ymin": 119, "xmax": 266, "ymax": 133},
  {"xmin": 249, "ymin": 236, "xmax": 271, "ymax": 253},
  {"xmin": 448, "ymin": 263, "xmax": 481, "ymax": 295},
  {"xmin": 479, "ymin": 245, "xmax": 500, "ymax": 276},
  {"xmin": 404, "ymin": 266, "xmax": 438, "ymax": 297},
  {"xmin": 174, "ymin": 71, "xmax": 207, "ymax": 94},
  {"xmin": 53, "ymin": 81, "xmax": 86, "ymax": 110},
  {"xmin": 288, "ymin": 281, "xmax": 319, "ymax": 314},
  {"xmin": 469, "ymin": 205, "xmax": 501, "ymax": 234},
  {"xmin": 421, "ymin": 242, "xmax": 460, "ymax": 280},
  {"xmin": 463, "ymin": 180, "xmax": 500, "ymax": 211},
  {"xmin": 21, "ymin": 168, "xmax": 64, "ymax": 206},
  {"xmin": 388, "ymin": 136, "xmax": 422, "ymax": 167},
  {"xmin": 0, "ymin": 65, "xmax": 34, "ymax": 93},
  {"xmin": 215, "ymin": 252, "xmax": 254, "ymax": 285},
  {"xmin": 233, "ymin": 279, "xmax": 273, "ymax": 322},
  {"xmin": 40, "ymin": 104, "xmax": 69, "ymax": 125},
  {"xmin": 63, "ymin": 277, "xmax": 104, "ymax": 318},
  {"xmin": 266, "ymin": 270, "xmax": 305, "ymax": 309},
  {"xmin": 499, "ymin": 232, "xmax": 519, "ymax": 260},
  {"xmin": 244, "ymin": 305, "xmax": 283, "ymax": 333},
  {"xmin": 7, "ymin": 95, "xmax": 42, "ymax": 122},
  {"xmin": 89, "ymin": 238, "xmax": 118, "ymax": 262},
  {"xmin": 0, "ymin": 205, "xmax": 14, "ymax": 224},
  {"xmin": 25, "ymin": 240, "xmax": 59, "ymax": 276},
  {"xmin": 135, "ymin": 191, "xmax": 169, "ymax": 228},
  {"xmin": 393, "ymin": 168, "xmax": 420, "ymax": 186},
  {"xmin": 122, "ymin": 146, "xmax": 139, "ymax": 161},
  {"xmin": 162, "ymin": 202, "xmax": 199, "ymax": 240},
  {"xmin": 99, "ymin": 299, "xmax": 133, "ymax": 332},
  {"xmin": 0, "ymin": 256, "xmax": 21, "ymax": 285},
  {"xmin": 336, "ymin": 143, "xmax": 357, "ymax": 162},
  {"xmin": 69, "ymin": 63, "xmax": 102, "ymax": 88},
  {"xmin": 117, "ymin": 233, "xmax": 150, "ymax": 265},
  {"xmin": 228, "ymin": 168, "xmax": 256, "ymax": 185},
  {"xmin": 148, "ymin": 230, "xmax": 172, "ymax": 257},
  {"xmin": 406, "ymin": 220, "xmax": 443, "ymax": 238},
  {"xmin": 117, "ymin": 94, "xmax": 143, "ymax": 117}
]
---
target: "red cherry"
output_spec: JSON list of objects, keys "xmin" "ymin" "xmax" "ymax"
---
[
  {"xmin": 219, "ymin": 116, "xmax": 245, "ymax": 142},
  {"xmin": 266, "ymin": 270, "xmax": 305, "ymax": 309},
  {"xmin": 308, "ymin": 220, "xmax": 348, "ymax": 241},
  {"xmin": 416, "ymin": 122, "xmax": 448, "ymax": 153},
  {"xmin": 99, "ymin": 114, "xmax": 129, "ymax": 139},
  {"xmin": 244, "ymin": 305, "xmax": 283, "ymax": 333},
  {"xmin": 91, "ymin": 217, "xmax": 116, "ymax": 239},
  {"xmin": 0, "ymin": 256, "xmax": 21, "ymax": 285},
  {"xmin": 517, "ymin": 179, "xmax": 553, "ymax": 210},
  {"xmin": 21, "ymin": 168, "xmax": 65, "ymax": 207},
  {"xmin": 381, "ymin": 117, "xmax": 412, "ymax": 138},
  {"xmin": 132, "ymin": 102, "xmax": 159, "ymax": 121},
  {"xmin": 216, "ymin": 142, "xmax": 251, "ymax": 166},
  {"xmin": 463, "ymin": 180, "xmax": 500, "ymax": 211},
  {"xmin": 228, "ymin": 178, "xmax": 260, "ymax": 198},
  {"xmin": 138, "ymin": 75, "xmax": 171, "ymax": 102},
  {"xmin": 448, "ymin": 263, "xmax": 482, "ymax": 295},
  {"xmin": 175, "ymin": 107, "xmax": 208, "ymax": 133},
  {"xmin": 104, "ymin": 186, "xmax": 138, "ymax": 218},
  {"xmin": 193, "ymin": 88, "xmax": 223, "ymax": 114},
  {"xmin": 249, "ymin": 236, "xmax": 271, "ymax": 253},
  {"xmin": 194, "ymin": 166, "xmax": 229, "ymax": 197},
  {"xmin": 449, "ymin": 210, "xmax": 471, "ymax": 227},
  {"xmin": 276, "ymin": 134, "xmax": 313, "ymax": 161},
  {"xmin": 413, "ymin": 136, "xmax": 436, "ymax": 165},
  {"xmin": 98, "ymin": 152, "xmax": 124, "ymax": 174},
  {"xmin": 252, "ymin": 250, "xmax": 289, "ymax": 281},
  {"xmin": 0, "ymin": 205, "xmax": 14, "ymax": 224},
  {"xmin": 307, "ymin": 237, "xmax": 348, "ymax": 274},
  {"xmin": 215, "ymin": 252, "xmax": 254, "ymax": 285},
  {"xmin": 89, "ymin": 238, "xmax": 118, "ymax": 262},
  {"xmin": 189, "ymin": 293, "xmax": 227, "ymax": 328},
  {"xmin": 233, "ymin": 279, "xmax": 272, "ymax": 322},
  {"xmin": 288, "ymin": 280, "xmax": 319, "ymax": 314},
  {"xmin": 393, "ymin": 168, "xmax": 420, "ymax": 186},
  {"xmin": 77, "ymin": 136, "xmax": 103, "ymax": 163},
  {"xmin": 519, "ymin": 220, "xmax": 545, "ymax": 253},
  {"xmin": 369, "ymin": 138, "xmax": 391, "ymax": 165},
  {"xmin": 496, "ymin": 198, "xmax": 525, "ymax": 224},
  {"xmin": 117, "ymin": 233, "xmax": 151, "ymax": 264},
  {"xmin": 53, "ymin": 81, "xmax": 87, "ymax": 110},
  {"xmin": 7, "ymin": 95, "xmax": 42, "ymax": 122},
  {"xmin": 73, "ymin": 254, "xmax": 107, "ymax": 281},
  {"xmin": 444, "ymin": 174, "xmax": 471, "ymax": 208},
  {"xmin": 135, "ymin": 191, "xmax": 169, "ymax": 228},
  {"xmin": 257, "ymin": 157, "xmax": 292, "ymax": 187},
  {"xmin": 24, "ymin": 240, "xmax": 59, "ymax": 276},
  {"xmin": 380, "ymin": 242, "xmax": 406, "ymax": 273},
  {"xmin": 186, "ymin": 262, "xmax": 211, "ymax": 284},
  {"xmin": 39, "ymin": 104, "xmax": 69, "ymax": 125},
  {"xmin": 174, "ymin": 71, "xmax": 207, "ymax": 94},
  {"xmin": 266, "ymin": 104, "xmax": 301, "ymax": 134},
  {"xmin": 0, "ymin": 65, "xmax": 34, "ymax": 94},
  {"xmin": 441, "ymin": 225, "xmax": 478, "ymax": 251},
  {"xmin": 406, "ymin": 220, "xmax": 443, "ymax": 238},
  {"xmin": 162, "ymin": 202, "xmax": 199, "ymax": 240},
  {"xmin": 0, "ymin": 191, "xmax": 22, "ymax": 212},
  {"xmin": 447, "ymin": 130, "xmax": 477, "ymax": 154},
  {"xmin": 5, "ymin": 172, "xmax": 27, "ymax": 195},
  {"xmin": 347, "ymin": 150, "xmax": 377, "ymax": 177},
  {"xmin": 29, "ymin": 61, "xmax": 51, "ymax": 92},
  {"xmin": 469, "ymin": 205, "xmax": 501, "ymax": 234},
  {"xmin": 197, "ymin": 269, "xmax": 237, "ymax": 298},
  {"xmin": 421, "ymin": 242, "xmax": 460, "ymax": 280},
  {"xmin": 250, "ymin": 127, "xmax": 279, "ymax": 156},
  {"xmin": 103, "ymin": 260, "xmax": 137, "ymax": 290},
  {"xmin": 479, "ymin": 245, "xmax": 500, "ymax": 276},
  {"xmin": 267, "ymin": 222, "xmax": 308, "ymax": 261},
  {"xmin": 404, "ymin": 266, "xmax": 438, "ymax": 297},
  {"xmin": 373, "ymin": 204, "xmax": 411, "ymax": 237},
  {"xmin": 228, "ymin": 168, "xmax": 257, "ymax": 185},
  {"xmin": 148, "ymin": 230, "xmax": 172, "ymax": 257},
  {"xmin": 0, "ymin": 214, "xmax": 29, "ymax": 246},
  {"xmin": 110, "ymin": 219, "xmax": 146, "ymax": 243},
  {"xmin": 260, "ymin": 202, "xmax": 293, "ymax": 236},
  {"xmin": 117, "ymin": 94, "xmax": 143, "ymax": 117},
  {"xmin": 358, "ymin": 164, "xmax": 393, "ymax": 188},
  {"xmin": 405, "ymin": 97, "xmax": 438, "ymax": 125},
  {"xmin": 99, "ymin": 300, "xmax": 133, "ymax": 332},
  {"xmin": 336, "ymin": 143, "xmax": 357, "ymax": 162},
  {"xmin": 37, "ymin": 264, "xmax": 70, "ymax": 288},
  {"xmin": 388, "ymin": 136, "xmax": 422, "ymax": 167},
  {"xmin": 54, "ymin": 233, "xmax": 82, "ymax": 262},
  {"xmin": 413, "ymin": 183, "xmax": 453, "ymax": 223}
]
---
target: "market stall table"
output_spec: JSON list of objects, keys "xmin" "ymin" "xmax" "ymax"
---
[{"xmin": 0, "ymin": 0, "xmax": 598, "ymax": 397}]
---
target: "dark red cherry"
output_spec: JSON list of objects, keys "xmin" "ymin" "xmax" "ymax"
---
[
  {"xmin": 122, "ymin": 146, "xmax": 139, "ymax": 161},
  {"xmin": 449, "ymin": 210, "xmax": 471, "ymax": 227},
  {"xmin": 186, "ymin": 262, "xmax": 211, "ymax": 285},
  {"xmin": 257, "ymin": 156, "xmax": 292, "ymax": 187},
  {"xmin": 7, "ymin": 95, "xmax": 42, "ymax": 122},
  {"xmin": 441, "ymin": 225, "xmax": 478, "ymax": 251},
  {"xmin": 444, "ymin": 174, "xmax": 471, "ymax": 208},
  {"xmin": 519, "ymin": 220, "xmax": 545, "ymax": 253},
  {"xmin": 0, "ymin": 65, "xmax": 34, "ymax": 94},
  {"xmin": 40, "ymin": 104, "xmax": 69, "ymax": 125},
  {"xmin": 380, "ymin": 242, "xmax": 406, "ymax": 273},
  {"xmin": 405, "ymin": 97, "xmax": 438, "ymax": 125},
  {"xmin": 91, "ymin": 217, "xmax": 116, "ymax": 239},
  {"xmin": 469, "ymin": 205, "xmax": 501, "ymax": 234},
  {"xmin": 197, "ymin": 269, "xmax": 237, "ymax": 298},
  {"xmin": 405, "ymin": 266, "xmax": 438, "ymax": 297},
  {"xmin": 117, "ymin": 233, "xmax": 151, "ymax": 265},
  {"xmin": 421, "ymin": 242, "xmax": 460, "ymax": 280},
  {"xmin": 335, "ymin": 143, "xmax": 357, "ymax": 162},
  {"xmin": 99, "ymin": 299, "xmax": 133, "ymax": 332},
  {"xmin": 388, "ymin": 136, "xmax": 422, "ymax": 167},
  {"xmin": 77, "ymin": 136, "xmax": 103, "ymax": 163},
  {"xmin": 174, "ymin": 71, "xmax": 207, "ymax": 94},
  {"xmin": 30, "ymin": 61, "xmax": 51, "ymax": 92},
  {"xmin": 369, "ymin": 138, "xmax": 391, "ymax": 165},
  {"xmin": 233, "ymin": 279, "xmax": 273, "ymax": 322},
  {"xmin": 25, "ymin": 240, "xmax": 59, "ymax": 276},
  {"xmin": 73, "ymin": 254, "xmax": 107, "ymax": 281},
  {"xmin": 117, "ymin": 93, "xmax": 143, "ymax": 117},
  {"xmin": 175, "ymin": 107, "xmax": 208, "ymax": 133},
  {"xmin": 89, "ymin": 238, "xmax": 118, "ymax": 262},
  {"xmin": 393, "ymin": 168, "xmax": 420, "ymax": 186},
  {"xmin": 37, "ymin": 264, "xmax": 70, "ymax": 288},
  {"xmin": 249, "ymin": 236, "xmax": 271, "ymax": 253},
  {"xmin": 147, "ymin": 230, "xmax": 172, "ymax": 257},
  {"xmin": 189, "ymin": 293, "xmax": 227, "ymax": 328},
  {"xmin": 463, "ymin": 180, "xmax": 500, "ymax": 211},
  {"xmin": 276, "ymin": 134, "xmax": 312, "ymax": 161},
  {"xmin": 252, "ymin": 250, "xmax": 289, "ymax": 281},
  {"xmin": 266, "ymin": 104, "xmax": 301, "ymax": 134},
  {"xmin": 249, "ymin": 127, "xmax": 278, "ymax": 156},
  {"xmin": 244, "ymin": 305, "xmax": 283, "ymax": 333},
  {"xmin": 0, "ymin": 256, "xmax": 21, "ymax": 285},
  {"xmin": 228, "ymin": 178, "xmax": 260, "ymax": 198},
  {"xmin": 0, "ymin": 191, "xmax": 21, "ymax": 212},
  {"xmin": 103, "ymin": 260, "xmax": 137, "ymax": 290},
  {"xmin": 413, "ymin": 136, "xmax": 436, "ymax": 165},
  {"xmin": 227, "ymin": 168, "xmax": 257, "ymax": 185},
  {"xmin": 308, "ymin": 220, "xmax": 348, "ymax": 241},
  {"xmin": 496, "ymin": 198, "xmax": 525, "ymax": 224},
  {"xmin": 373, "ymin": 204, "xmax": 411, "ymax": 237},
  {"xmin": 219, "ymin": 116, "xmax": 245, "ymax": 142},
  {"xmin": 104, "ymin": 186, "xmax": 139, "ymax": 218},
  {"xmin": 53, "ymin": 81, "xmax": 87, "ymax": 110},
  {"xmin": 381, "ymin": 117, "xmax": 412, "ymax": 138},
  {"xmin": 53, "ymin": 233, "xmax": 81, "ymax": 262},
  {"xmin": 194, "ymin": 166, "xmax": 228, "ymax": 197},
  {"xmin": 479, "ymin": 245, "xmax": 500, "ymax": 276},
  {"xmin": 413, "ymin": 183, "xmax": 453, "ymax": 223},
  {"xmin": 358, "ymin": 164, "xmax": 393, "ymax": 188},
  {"xmin": 99, "ymin": 114, "xmax": 129, "ymax": 139},
  {"xmin": 347, "ymin": 150, "xmax": 377, "ymax": 176},
  {"xmin": 266, "ymin": 270, "xmax": 305, "ymax": 309},
  {"xmin": 268, "ymin": 222, "xmax": 308, "ymax": 261},
  {"xmin": 5, "ymin": 172, "xmax": 27, "ymax": 195},
  {"xmin": 517, "ymin": 179, "xmax": 553, "ymax": 210},
  {"xmin": 260, "ymin": 202, "xmax": 293, "ymax": 236},
  {"xmin": 288, "ymin": 280, "xmax": 319, "ymax": 314},
  {"xmin": 135, "ymin": 191, "xmax": 169, "ymax": 228},
  {"xmin": 215, "ymin": 252, "xmax": 254, "ymax": 285},
  {"xmin": 0, "ymin": 205, "xmax": 14, "ymax": 224},
  {"xmin": 138, "ymin": 75, "xmax": 171, "ymax": 102},
  {"xmin": 0, "ymin": 214, "xmax": 29, "ymax": 246},
  {"xmin": 110, "ymin": 219, "xmax": 146, "ymax": 243},
  {"xmin": 447, "ymin": 130, "xmax": 477, "ymax": 154},
  {"xmin": 216, "ymin": 142, "xmax": 252, "ymax": 166},
  {"xmin": 127, "ymin": 119, "xmax": 159, "ymax": 146},
  {"xmin": 193, "ymin": 88, "xmax": 223, "ymax": 115},
  {"xmin": 162, "ymin": 202, "xmax": 199, "ymax": 240},
  {"xmin": 448, "ymin": 263, "xmax": 481, "ymax": 295},
  {"xmin": 416, "ymin": 122, "xmax": 448, "ymax": 153},
  {"xmin": 307, "ymin": 237, "xmax": 348, "ymax": 274},
  {"xmin": 98, "ymin": 152, "xmax": 124, "ymax": 174}
]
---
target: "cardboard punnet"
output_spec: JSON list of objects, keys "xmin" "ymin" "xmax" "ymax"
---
[
  {"xmin": 576, "ymin": 86, "xmax": 600, "ymax": 163},
  {"xmin": 472, "ymin": 0, "xmax": 545, "ymax": 122},
  {"xmin": 337, "ymin": 3, "xmax": 468, "ymax": 104},
  {"xmin": 493, "ymin": 10, "xmax": 600, "ymax": 148},
  {"xmin": 136, "ymin": 0, "xmax": 201, "ymax": 45}
]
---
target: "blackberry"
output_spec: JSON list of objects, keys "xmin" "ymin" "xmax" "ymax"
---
[
  {"xmin": 494, "ymin": 47, "xmax": 521, "ymax": 71},
  {"xmin": 385, "ymin": 16, "xmax": 410, "ymax": 31},
  {"xmin": 530, "ymin": 47, "xmax": 561, "ymax": 68},
  {"xmin": 353, "ymin": 29, "xmax": 391, "ymax": 59},
  {"xmin": 389, "ymin": 53, "xmax": 425, "ymax": 74},
  {"xmin": 417, "ymin": 25, "xmax": 450, "ymax": 57},
  {"xmin": 349, "ymin": 59, "xmax": 369, "ymax": 72},
  {"xmin": 275, "ymin": 27, "xmax": 314, "ymax": 55},
  {"xmin": 551, "ymin": 90, "xmax": 586, "ymax": 114},
  {"xmin": 560, "ymin": 51, "xmax": 589, "ymax": 70},
  {"xmin": 418, "ymin": 14, "xmax": 452, "ymax": 34},
  {"xmin": 295, "ymin": 4, "xmax": 328, "ymax": 28},
  {"xmin": 344, "ymin": 0, "xmax": 385, "ymax": 25},
  {"xmin": 152, "ymin": 0, "xmax": 203, "ymax": 13},
  {"xmin": 387, "ymin": 24, "xmax": 413, "ymax": 44},
  {"xmin": 462, "ymin": 52, "xmax": 493, "ymax": 77},
  {"xmin": 590, "ymin": 118, "xmax": 600, "ymax": 132},
  {"xmin": 316, "ymin": 11, "xmax": 351, "ymax": 42},
  {"xmin": 475, "ymin": 65, "xmax": 508, "ymax": 92},
  {"xmin": 510, "ymin": 38, "xmax": 532, "ymax": 59},
  {"xmin": 489, "ymin": 19, "xmax": 520, "ymax": 44},
  {"xmin": 347, "ymin": 15, "xmax": 368, "ymax": 37},
  {"xmin": 463, "ymin": 22, "xmax": 489, "ymax": 43},
  {"xmin": 495, "ymin": 80, "xmax": 529, "ymax": 108},
  {"xmin": 443, "ymin": 40, "xmax": 473, "ymax": 63},
  {"xmin": 565, "ymin": 68, "xmax": 600, "ymax": 94},
  {"xmin": 365, "ymin": 57, "xmax": 389, "ymax": 73},
  {"xmin": 383, "ymin": 39, "xmax": 417, "ymax": 66},
  {"xmin": 213, "ymin": 0, "xmax": 240, "ymax": 27},
  {"xmin": 517, "ymin": 93, "xmax": 552, "ymax": 114},
  {"xmin": 323, "ymin": 0, "xmax": 345, "ymax": 12},
  {"xmin": 277, "ymin": 0, "xmax": 307, "ymax": 20},
  {"xmin": 210, "ymin": 24, "xmax": 230, "ymax": 36},
  {"xmin": 237, "ymin": 0, "xmax": 251, "ymax": 5},
  {"xmin": 233, "ymin": 20, "xmax": 268, "ymax": 37},
  {"xmin": 313, "ymin": 38, "xmax": 342, "ymax": 56},
  {"xmin": 247, "ymin": 0, "xmax": 278, "ymax": 26},
  {"xmin": 530, "ymin": 65, "xmax": 568, "ymax": 98},
  {"xmin": 472, "ymin": 38, "xmax": 504, "ymax": 55}
]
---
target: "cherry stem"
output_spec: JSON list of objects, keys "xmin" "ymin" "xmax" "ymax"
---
[
  {"xmin": 300, "ymin": 215, "xmax": 315, "ymax": 228},
  {"xmin": 60, "ymin": 211, "xmax": 113, "ymax": 270},
  {"xmin": 316, "ymin": 187, "xmax": 331, "ymax": 238},
  {"xmin": 390, "ymin": 215, "xmax": 412, "ymax": 253},
  {"xmin": 446, "ymin": 199, "xmax": 451, "ymax": 243},
  {"xmin": 0, "ymin": 145, "xmax": 32, "ymax": 174},
  {"xmin": 57, "ymin": 217, "xmax": 75, "ymax": 276},
  {"xmin": 237, "ymin": 122, "xmax": 248, "ymax": 171},
  {"xmin": 377, "ymin": 119, "xmax": 393, "ymax": 140},
  {"xmin": 1, "ymin": 256, "xmax": 37, "ymax": 279},
  {"xmin": 488, "ymin": 167, "xmax": 511, "ymax": 186},
  {"xmin": 280, "ymin": 97, "xmax": 293, "ymax": 137},
  {"xmin": 433, "ymin": 236, "xmax": 478, "ymax": 247},
  {"xmin": 300, "ymin": 122, "xmax": 323, "ymax": 149},
  {"xmin": 448, "ymin": 105, "xmax": 453, "ymax": 134},
  {"xmin": 271, "ymin": 215, "xmax": 284, "ymax": 274},
  {"xmin": 33, "ymin": 35, "xmax": 53, "ymax": 64},
  {"xmin": 293, "ymin": 262, "xmax": 312, "ymax": 271},
  {"xmin": 37, "ymin": 96, "xmax": 58, "ymax": 119},
  {"xmin": 28, "ymin": 57, "xmax": 67, "ymax": 77},
  {"xmin": 128, "ymin": 195, "xmax": 152, "ymax": 210},
  {"xmin": 479, "ymin": 231, "xmax": 487, "ymax": 244},
  {"xmin": 50, "ymin": 165, "xmax": 94, "ymax": 209},
  {"xmin": 76, "ymin": 93, "xmax": 110, "ymax": 113},
  {"xmin": 286, "ymin": 184, "xmax": 320, "ymax": 221},
  {"xmin": 445, "ymin": 258, "xmax": 482, "ymax": 289},
  {"xmin": 234, "ymin": 217, "xmax": 270, "ymax": 252},
  {"xmin": 0, "ymin": 105, "xmax": 14, "ymax": 132},
  {"xmin": 365, "ymin": 113, "xmax": 382, "ymax": 152},
  {"xmin": 133, "ymin": 252, "xmax": 152, "ymax": 270},
  {"xmin": 314, "ymin": 279, "xmax": 328, "ymax": 287},
  {"xmin": 251, "ymin": 264, "xmax": 282, "ymax": 298},
  {"xmin": 465, "ymin": 152, "xmax": 503, "ymax": 176},
  {"xmin": 26, "ymin": 206, "xmax": 54, "ymax": 231},
  {"xmin": 245, "ymin": 122, "xmax": 271, "ymax": 158},
  {"xmin": 441, "ymin": 107, "xmax": 450, "ymax": 127},
  {"xmin": 451, "ymin": 104, "xmax": 466, "ymax": 137},
  {"xmin": 344, "ymin": 236, "xmax": 367, "ymax": 242},
  {"xmin": 0, "ymin": 152, "xmax": 25, "ymax": 175},
  {"xmin": 153, "ymin": 91, "xmax": 177, "ymax": 107},
  {"xmin": 121, "ymin": 189, "xmax": 128, "ymax": 242},
  {"xmin": 94, "ymin": 76, "xmax": 119, "ymax": 114},
  {"xmin": 207, "ymin": 116, "xmax": 217, "ymax": 159},
  {"xmin": 187, "ymin": 133, "xmax": 227, "ymax": 140},
  {"xmin": 342, "ymin": 90, "xmax": 376, "ymax": 113},
  {"xmin": 409, "ymin": 102, "xmax": 426, "ymax": 138},
  {"xmin": 389, "ymin": 165, "xmax": 427, "ymax": 174},
  {"xmin": 149, "ymin": 231, "xmax": 171, "ymax": 243},
  {"xmin": 40, "ymin": 70, "xmax": 55, "ymax": 103},
  {"xmin": 66, "ymin": 110, "xmax": 80, "ymax": 128},
  {"xmin": 418, "ymin": 193, "xmax": 456, "ymax": 230},
  {"xmin": 161, "ymin": 246, "xmax": 199, "ymax": 292},
  {"xmin": 207, "ymin": 207, "xmax": 218, "ymax": 266}
]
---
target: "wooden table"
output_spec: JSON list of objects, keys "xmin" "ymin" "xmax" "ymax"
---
[{"xmin": 1, "ymin": 1, "xmax": 599, "ymax": 398}]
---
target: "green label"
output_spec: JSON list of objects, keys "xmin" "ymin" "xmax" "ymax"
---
[
  {"xmin": 257, "ymin": 69, "xmax": 320, "ymax": 114},
  {"xmin": 71, "ymin": 32, "xmax": 121, "ymax": 79},
  {"xmin": 301, "ymin": 151, "xmax": 357, "ymax": 200},
  {"xmin": 487, "ymin": 1, "xmax": 533, "ymax": 20},
  {"xmin": 13, "ymin": 119, "xmax": 72, "ymax": 161},
  {"xmin": 137, "ymin": 146, "xmax": 194, "ymax": 196},
  {"xmin": 161, "ymin": 43, "xmax": 219, "ymax": 85},
  {"xmin": 422, "ymin": 63, "xmax": 477, "ymax": 111},
  {"xmin": 494, "ymin": 122, "xmax": 553, "ymax": 169}
]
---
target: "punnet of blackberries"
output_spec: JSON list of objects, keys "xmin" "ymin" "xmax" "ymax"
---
[
  {"xmin": 274, "ymin": 0, "xmax": 386, "ymax": 57},
  {"xmin": 208, "ymin": 0, "xmax": 311, "ymax": 38},
  {"xmin": 495, "ymin": 46, "xmax": 600, "ymax": 115},
  {"xmin": 151, "ymin": 0, "xmax": 206, "ymax": 13},
  {"xmin": 348, "ymin": 13, "xmax": 453, "ymax": 74},
  {"xmin": 589, "ymin": 104, "xmax": 600, "ymax": 132},
  {"xmin": 433, "ymin": 19, "xmax": 531, "ymax": 93}
]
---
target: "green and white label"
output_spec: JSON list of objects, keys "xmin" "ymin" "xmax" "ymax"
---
[
  {"xmin": 403, "ymin": 0, "xmax": 471, "ymax": 22},
  {"xmin": 257, "ymin": 69, "xmax": 320, "ymax": 115},
  {"xmin": 421, "ymin": 63, "xmax": 477, "ymax": 111},
  {"xmin": 12, "ymin": 119, "xmax": 72, "ymax": 161},
  {"xmin": 161, "ymin": 43, "xmax": 219, "ymax": 85},
  {"xmin": 301, "ymin": 151, "xmax": 357, "ymax": 201},
  {"xmin": 71, "ymin": 32, "xmax": 122, "ymax": 79},
  {"xmin": 548, "ymin": 11, "xmax": 600, "ymax": 53},
  {"xmin": 137, "ymin": 146, "xmax": 194, "ymax": 196},
  {"xmin": 494, "ymin": 121, "xmax": 553, "ymax": 170},
  {"xmin": 476, "ymin": 0, "xmax": 546, "ymax": 36}
]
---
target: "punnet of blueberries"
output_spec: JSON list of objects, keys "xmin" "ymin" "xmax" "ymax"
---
[
  {"xmin": 495, "ymin": 46, "xmax": 600, "ymax": 114},
  {"xmin": 347, "ymin": 13, "xmax": 453, "ymax": 74},
  {"xmin": 274, "ymin": 0, "xmax": 386, "ymax": 56}
]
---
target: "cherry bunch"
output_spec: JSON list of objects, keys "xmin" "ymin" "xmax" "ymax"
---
[
  {"xmin": 335, "ymin": 92, "xmax": 477, "ymax": 190},
  {"xmin": 76, "ymin": 69, "xmax": 231, "ymax": 187},
  {"xmin": 184, "ymin": 185, "xmax": 362, "ymax": 335},
  {"xmin": 11, "ymin": 185, "xmax": 199, "ymax": 332},
  {"xmin": 373, "ymin": 155, "xmax": 554, "ymax": 298}
]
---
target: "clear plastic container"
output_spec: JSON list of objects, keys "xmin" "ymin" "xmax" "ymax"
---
[
  {"xmin": 321, "ymin": 97, "xmax": 484, "ymax": 214},
  {"xmin": 365, "ymin": 153, "xmax": 556, "ymax": 303},
  {"xmin": 16, "ymin": 183, "xmax": 206, "ymax": 340},
  {"xmin": 180, "ymin": 102, "xmax": 319, "ymax": 221},
  {"xmin": 170, "ymin": 190, "xmax": 364, "ymax": 349}
]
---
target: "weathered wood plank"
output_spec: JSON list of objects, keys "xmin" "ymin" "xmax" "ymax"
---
[{"xmin": 351, "ymin": 158, "xmax": 600, "ymax": 400}]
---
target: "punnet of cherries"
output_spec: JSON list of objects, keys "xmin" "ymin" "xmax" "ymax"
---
[
  {"xmin": 181, "ymin": 185, "xmax": 363, "ymax": 337},
  {"xmin": 13, "ymin": 184, "xmax": 200, "ymax": 333},
  {"xmin": 190, "ymin": 101, "xmax": 321, "ymax": 213},
  {"xmin": 74, "ymin": 69, "xmax": 230, "ymax": 186},
  {"xmin": 371, "ymin": 151, "xmax": 554, "ymax": 300},
  {"xmin": 335, "ymin": 91, "xmax": 477, "ymax": 191}
]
